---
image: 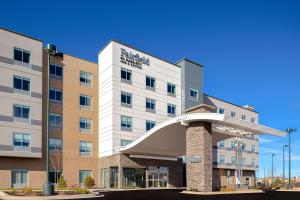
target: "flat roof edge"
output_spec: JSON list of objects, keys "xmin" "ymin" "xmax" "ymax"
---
[{"xmin": 0, "ymin": 27, "xmax": 43, "ymax": 42}]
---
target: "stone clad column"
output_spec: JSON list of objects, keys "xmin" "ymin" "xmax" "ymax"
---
[{"xmin": 186, "ymin": 121, "xmax": 212, "ymax": 192}]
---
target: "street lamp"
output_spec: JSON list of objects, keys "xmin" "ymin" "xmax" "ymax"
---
[
  {"xmin": 263, "ymin": 167, "xmax": 266, "ymax": 186},
  {"xmin": 271, "ymin": 153, "xmax": 275, "ymax": 188},
  {"xmin": 43, "ymin": 44, "xmax": 63, "ymax": 196},
  {"xmin": 283, "ymin": 144, "xmax": 288, "ymax": 188},
  {"xmin": 286, "ymin": 128, "xmax": 297, "ymax": 189}
]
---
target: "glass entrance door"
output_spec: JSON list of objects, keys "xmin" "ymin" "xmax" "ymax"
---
[{"xmin": 148, "ymin": 166, "xmax": 168, "ymax": 188}]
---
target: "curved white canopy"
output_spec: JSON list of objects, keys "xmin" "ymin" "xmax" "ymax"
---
[{"xmin": 118, "ymin": 113, "xmax": 285, "ymax": 158}]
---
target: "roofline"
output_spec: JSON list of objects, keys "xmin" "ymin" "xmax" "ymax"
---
[
  {"xmin": 63, "ymin": 52, "xmax": 97, "ymax": 65},
  {"xmin": 98, "ymin": 39, "xmax": 181, "ymax": 68},
  {"xmin": 0, "ymin": 27, "xmax": 43, "ymax": 42},
  {"xmin": 204, "ymin": 93, "xmax": 259, "ymax": 114},
  {"xmin": 176, "ymin": 58, "xmax": 203, "ymax": 67}
]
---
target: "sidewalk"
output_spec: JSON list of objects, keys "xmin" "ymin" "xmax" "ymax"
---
[
  {"xmin": 0, "ymin": 191, "xmax": 102, "ymax": 200},
  {"xmin": 181, "ymin": 190, "xmax": 264, "ymax": 195}
]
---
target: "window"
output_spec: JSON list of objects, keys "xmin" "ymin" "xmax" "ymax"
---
[
  {"xmin": 80, "ymin": 71, "xmax": 92, "ymax": 86},
  {"xmin": 167, "ymin": 104, "xmax": 176, "ymax": 116},
  {"xmin": 241, "ymin": 114, "xmax": 246, "ymax": 120},
  {"xmin": 218, "ymin": 140, "xmax": 225, "ymax": 148},
  {"xmin": 167, "ymin": 83, "xmax": 176, "ymax": 96},
  {"xmin": 231, "ymin": 111, "xmax": 236, "ymax": 117},
  {"xmin": 252, "ymin": 159, "xmax": 256, "ymax": 167},
  {"xmin": 121, "ymin": 91, "xmax": 132, "ymax": 107},
  {"xmin": 146, "ymin": 98, "xmax": 155, "ymax": 112},
  {"xmin": 121, "ymin": 139, "xmax": 132, "ymax": 146},
  {"xmin": 121, "ymin": 115, "xmax": 132, "ymax": 131},
  {"xmin": 13, "ymin": 105, "xmax": 30, "ymax": 119},
  {"xmin": 218, "ymin": 108, "xmax": 225, "ymax": 114},
  {"xmin": 231, "ymin": 156, "xmax": 237, "ymax": 164},
  {"xmin": 121, "ymin": 68, "xmax": 132, "ymax": 83},
  {"xmin": 190, "ymin": 88, "xmax": 198, "ymax": 100},
  {"xmin": 251, "ymin": 145, "xmax": 256, "ymax": 152},
  {"xmin": 13, "ymin": 76, "xmax": 30, "ymax": 92},
  {"xmin": 251, "ymin": 117, "xmax": 255, "ymax": 123},
  {"xmin": 80, "ymin": 118, "xmax": 92, "ymax": 133},
  {"xmin": 12, "ymin": 169, "xmax": 28, "ymax": 188},
  {"xmin": 79, "ymin": 170, "xmax": 92, "ymax": 186},
  {"xmin": 49, "ymin": 138, "xmax": 62, "ymax": 151},
  {"xmin": 80, "ymin": 142, "xmax": 92, "ymax": 156},
  {"xmin": 241, "ymin": 143, "xmax": 246, "ymax": 151},
  {"xmin": 49, "ymin": 113, "xmax": 62, "ymax": 128},
  {"xmin": 242, "ymin": 157, "xmax": 246, "ymax": 166},
  {"xmin": 80, "ymin": 95, "xmax": 92, "ymax": 110},
  {"xmin": 231, "ymin": 141, "xmax": 237, "ymax": 149},
  {"xmin": 14, "ymin": 48, "xmax": 30, "ymax": 63},
  {"xmin": 219, "ymin": 155, "xmax": 225, "ymax": 164},
  {"xmin": 13, "ymin": 133, "xmax": 30, "ymax": 147},
  {"xmin": 146, "ymin": 120, "xmax": 155, "ymax": 131},
  {"xmin": 50, "ymin": 89, "xmax": 63, "ymax": 102},
  {"xmin": 146, "ymin": 76, "xmax": 155, "ymax": 90},
  {"xmin": 50, "ymin": 64, "xmax": 63, "ymax": 77}
]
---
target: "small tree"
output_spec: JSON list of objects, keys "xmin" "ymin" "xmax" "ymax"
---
[
  {"xmin": 57, "ymin": 176, "xmax": 67, "ymax": 188},
  {"xmin": 273, "ymin": 178, "xmax": 282, "ymax": 189},
  {"xmin": 84, "ymin": 176, "xmax": 95, "ymax": 188}
]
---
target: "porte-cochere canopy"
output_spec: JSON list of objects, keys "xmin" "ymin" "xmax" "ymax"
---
[{"xmin": 118, "ymin": 113, "xmax": 285, "ymax": 158}]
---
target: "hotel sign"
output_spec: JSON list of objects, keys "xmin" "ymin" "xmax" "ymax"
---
[{"xmin": 120, "ymin": 48, "xmax": 150, "ymax": 69}]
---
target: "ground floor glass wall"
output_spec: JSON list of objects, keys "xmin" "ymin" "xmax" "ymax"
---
[
  {"xmin": 122, "ymin": 168, "xmax": 145, "ymax": 188},
  {"xmin": 148, "ymin": 166, "xmax": 168, "ymax": 188}
]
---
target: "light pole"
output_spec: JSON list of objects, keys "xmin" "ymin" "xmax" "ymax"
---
[
  {"xmin": 271, "ymin": 153, "xmax": 275, "ymax": 188},
  {"xmin": 43, "ymin": 44, "xmax": 63, "ymax": 196},
  {"xmin": 286, "ymin": 128, "xmax": 297, "ymax": 189},
  {"xmin": 283, "ymin": 144, "xmax": 288, "ymax": 188},
  {"xmin": 263, "ymin": 167, "xmax": 265, "ymax": 186}
]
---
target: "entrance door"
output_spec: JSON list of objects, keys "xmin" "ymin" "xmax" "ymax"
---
[
  {"xmin": 100, "ymin": 169, "xmax": 109, "ymax": 189},
  {"xmin": 148, "ymin": 166, "xmax": 168, "ymax": 188},
  {"xmin": 246, "ymin": 177, "xmax": 250, "ymax": 188}
]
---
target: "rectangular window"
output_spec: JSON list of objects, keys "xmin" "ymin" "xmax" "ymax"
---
[
  {"xmin": 242, "ymin": 157, "xmax": 246, "ymax": 166},
  {"xmin": 190, "ymin": 88, "xmax": 198, "ymax": 100},
  {"xmin": 13, "ymin": 76, "xmax": 30, "ymax": 92},
  {"xmin": 251, "ymin": 145, "xmax": 256, "ymax": 152},
  {"xmin": 167, "ymin": 104, "xmax": 176, "ymax": 116},
  {"xmin": 121, "ymin": 139, "xmax": 132, "ymax": 146},
  {"xmin": 80, "ymin": 71, "xmax": 92, "ymax": 87},
  {"xmin": 80, "ymin": 118, "xmax": 92, "ymax": 133},
  {"xmin": 49, "ymin": 138, "xmax": 62, "ymax": 151},
  {"xmin": 50, "ymin": 64, "xmax": 63, "ymax": 77},
  {"xmin": 14, "ymin": 48, "xmax": 30, "ymax": 64},
  {"xmin": 146, "ymin": 98, "xmax": 155, "ymax": 113},
  {"xmin": 79, "ymin": 170, "xmax": 92, "ymax": 185},
  {"xmin": 218, "ymin": 140, "xmax": 225, "ymax": 148},
  {"xmin": 231, "ymin": 141, "xmax": 237, "ymax": 149},
  {"xmin": 121, "ymin": 68, "xmax": 132, "ymax": 83},
  {"xmin": 12, "ymin": 169, "xmax": 28, "ymax": 188},
  {"xmin": 167, "ymin": 83, "xmax": 176, "ymax": 96},
  {"xmin": 146, "ymin": 76, "xmax": 155, "ymax": 90},
  {"xmin": 80, "ymin": 95, "xmax": 92, "ymax": 110},
  {"xmin": 13, "ymin": 105, "xmax": 30, "ymax": 119},
  {"xmin": 231, "ymin": 111, "xmax": 236, "ymax": 117},
  {"xmin": 49, "ymin": 113, "xmax": 62, "ymax": 128},
  {"xmin": 241, "ymin": 143, "xmax": 246, "ymax": 151},
  {"xmin": 252, "ymin": 159, "xmax": 256, "ymax": 167},
  {"xmin": 13, "ymin": 133, "xmax": 30, "ymax": 147},
  {"xmin": 219, "ymin": 155, "xmax": 225, "ymax": 164},
  {"xmin": 241, "ymin": 114, "xmax": 246, "ymax": 120},
  {"xmin": 121, "ymin": 115, "xmax": 132, "ymax": 131},
  {"xmin": 80, "ymin": 141, "xmax": 92, "ymax": 156},
  {"xmin": 218, "ymin": 108, "xmax": 225, "ymax": 114},
  {"xmin": 50, "ymin": 89, "xmax": 63, "ymax": 102},
  {"xmin": 121, "ymin": 91, "xmax": 132, "ymax": 107},
  {"xmin": 231, "ymin": 156, "xmax": 237, "ymax": 164},
  {"xmin": 146, "ymin": 120, "xmax": 155, "ymax": 131},
  {"xmin": 251, "ymin": 117, "xmax": 255, "ymax": 123}
]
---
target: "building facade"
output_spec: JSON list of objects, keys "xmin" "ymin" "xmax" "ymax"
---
[{"xmin": 0, "ymin": 28, "xmax": 283, "ymax": 190}]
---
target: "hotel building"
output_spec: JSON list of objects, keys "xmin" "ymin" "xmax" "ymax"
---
[{"xmin": 0, "ymin": 27, "xmax": 285, "ymax": 191}]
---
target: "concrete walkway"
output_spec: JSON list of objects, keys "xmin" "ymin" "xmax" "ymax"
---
[
  {"xmin": 0, "ymin": 191, "xmax": 102, "ymax": 200},
  {"xmin": 181, "ymin": 190, "xmax": 264, "ymax": 195}
]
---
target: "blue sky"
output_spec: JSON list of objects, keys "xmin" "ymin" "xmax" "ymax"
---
[{"xmin": 1, "ymin": 0, "xmax": 299, "ymax": 177}]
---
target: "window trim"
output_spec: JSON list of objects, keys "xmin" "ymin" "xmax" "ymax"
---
[
  {"xmin": 146, "ymin": 76, "xmax": 156, "ymax": 91},
  {"xmin": 80, "ymin": 118, "xmax": 92, "ymax": 134},
  {"xmin": 11, "ymin": 169, "xmax": 28, "ymax": 188},
  {"xmin": 50, "ymin": 63, "xmax": 63, "ymax": 78},
  {"xmin": 167, "ymin": 103, "xmax": 176, "ymax": 117},
  {"xmin": 80, "ymin": 94, "xmax": 93, "ymax": 111},
  {"xmin": 190, "ymin": 88, "xmax": 198, "ymax": 101},
  {"xmin": 13, "ymin": 47, "xmax": 31, "ymax": 64},
  {"xmin": 13, "ymin": 133, "xmax": 31, "ymax": 151},
  {"xmin": 79, "ymin": 141, "xmax": 92, "ymax": 157},
  {"xmin": 49, "ymin": 88, "xmax": 63, "ymax": 102},
  {"xmin": 121, "ymin": 115, "xmax": 132, "ymax": 132},
  {"xmin": 146, "ymin": 98, "xmax": 156, "ymax": 113},
  {"xmin": 13, "ymin": 104, "xmax": 31, "ymax": 122},
  {"xmin": 146, "ymin": 120, "xmax": 156, "ymax": 131},
  {"xmin": 49, "ymin": 138, "xmax": 63, "ymax": 151},
  {"xmin": 167, "ymin": 83, "xmax": 176, "ymax": 97},
  {"xmin": 121, "ymin": 68, "xmax": 132, "ymax": 84},
  {"xmin": 13, "ymin": 75, "xmax": 31, "ymax": 94},
  {"xmin": 121, "ymin": 91, "xmax": 132, "ymax": 108},
  {"xmin": 80, "ymin": 71, "xmax": 93, "ymax": 87}
]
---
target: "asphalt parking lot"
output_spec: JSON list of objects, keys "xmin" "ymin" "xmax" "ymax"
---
[{"xmin": 85, "ymin": 189, "xmax": 300, "ymax": 200}]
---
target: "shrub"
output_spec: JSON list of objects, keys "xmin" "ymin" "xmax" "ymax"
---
[
  {"xmin": 57, "ymin": 176, "xmax": 67, "ymax": 188},
  {"xmin": 75, "ymin": 188, "xmax": 89, "ymax": 194},
  {"xmin": 84, "ymin": 176, "xmax": 95, "ymax": 189},
  {"xmin": 11, "ymin": 188, "xmax": 17, "ymax": 195},
  {"xmin": 22, "ymin": 187, "xmax": 33, "ymax": 196}
]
